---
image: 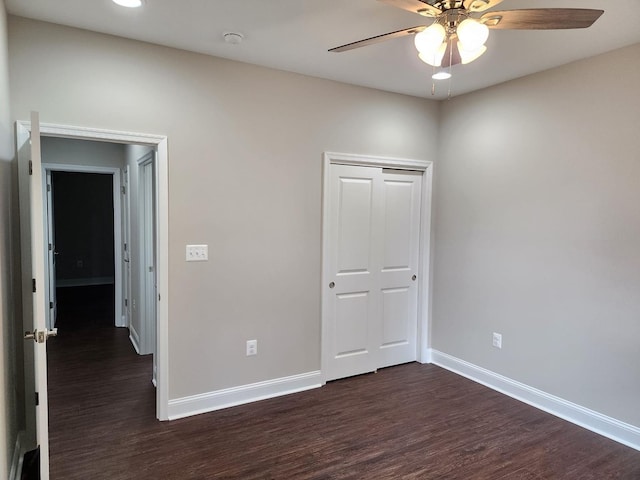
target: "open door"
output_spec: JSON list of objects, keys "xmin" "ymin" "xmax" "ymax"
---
[{"xmin": 17, "ymin": 112, "xmax": 55, "ymax": 480}]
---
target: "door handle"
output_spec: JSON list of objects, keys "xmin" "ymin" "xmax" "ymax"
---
[{"xmin": 24, "ymin": 328, "xmax": 58, "ymax": 343}]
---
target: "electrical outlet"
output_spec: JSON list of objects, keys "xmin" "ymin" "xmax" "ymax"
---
[
  {"xmin": 186, "ymin": 244, "xmax": 208, "ymax": 262},
  {"xmin": 492, "ymin": 332, "xmax": 502, "ymax": 349},
  {"xmin": 246, "ymin": 339, "xmax": 257, "ymax": 356}
]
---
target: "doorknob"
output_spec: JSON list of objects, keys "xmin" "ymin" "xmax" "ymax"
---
[
  {"xmin": 24, "ymin": 328, "xmax": 58, "ymax": 343},
  {"xmin": 412, "ymin": 275, "xmax": 417, "ymax": 281},
  {"xmin": 329, "ymin": 282, "xmax": 335, "ymax": 289}
]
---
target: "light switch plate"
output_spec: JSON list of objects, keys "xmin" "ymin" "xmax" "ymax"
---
[{"xmin": 186, "ymin": 244, "xmax": 208, "ymax": 262}]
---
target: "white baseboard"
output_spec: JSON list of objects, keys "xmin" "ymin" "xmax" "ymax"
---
[
  {"xmin": 9, "ymin": 431, "xmax": 25, "ymax": 480},
  {"xmin": 129, "ymin": 326, "xmax": 141, "ymax": 354},
  {"xmin": 168, "ymin": 370, "xmax": 322, "ymax": 420},
  {"xmin": 429, "ymin": 349, "xmax": 640, "ymax": 452},
  {"xmin": 116, "ymin": 314, "xmax": 127, "ymax": 328}
]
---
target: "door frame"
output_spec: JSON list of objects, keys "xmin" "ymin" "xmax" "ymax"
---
[
  {"xmin": 320, "ymin": 152, "xmax": 433, "ymax": 383},
  {"xmin": 18, "ymin": 120, "xmax": 170, "ymax": 421},
  {"xmin": 41, "ymin": 164, "xmax": 124, "ymax": 328}
]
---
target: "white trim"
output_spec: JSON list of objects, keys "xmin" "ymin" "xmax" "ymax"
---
[
  {"xmin": 42, "ymin": 163, "xmax": 123, "ymax": 328},
  {"xmin": 168, "ymin": 371, "xmax": 322, "ymax": 420},
  {"xmin": 325, "ymin": 151, "xmax": 432, "ymax": 171},
  {"xmin": 321, "ymin": 152, "xmax": 433, "ymax": 381},
  {"xmin": 9, "ymin": 432, "xmax": 25, "ymax": 480},
  {"xmin": 430, "ymin": 349, "xmax": 640, "ymax": 452},
  {"xmin": 129, "ymin": 326, "xmax": 141, "ymax": 354},
  {"xmin": 19, "ymin": 121, "xmax": 170, "ymax": 421}
]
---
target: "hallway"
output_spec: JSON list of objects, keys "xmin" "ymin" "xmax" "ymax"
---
[{"xmin": 47, "ymin": 285, "xmax": 155, "ymax": 479}]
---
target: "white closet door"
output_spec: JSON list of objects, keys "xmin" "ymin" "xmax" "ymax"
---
[
  {"xmin": 324, "ymin": 164, "xmax": 422, "ymax": 382},
  {"xmin": 324, "ymin": 164, "xmax": 382, "ymax": 381},
  {"xmin": 377, "ymin": 169, "xmax": 422, "ymax": 368}
]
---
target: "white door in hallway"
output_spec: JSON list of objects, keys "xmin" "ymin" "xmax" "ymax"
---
[
  {"xmin": 323, "ymin": 164, "xmax": 422, "ymax": 382},
  {"xmin": 17, "ymin": 112, "xmax": 52, "ymax": 479}
]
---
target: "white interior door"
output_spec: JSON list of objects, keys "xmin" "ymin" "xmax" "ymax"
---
[
  {"xmin": 138, "ymin": 156, "xmax": 157, "ymax": 359},
  {"xmin": 17, "ymin": 112, "xmax": 52, "ymax": 479},
  {"xmin": 45, "ymin": 170, "xmax": 57, "ymax": 329},
  {"xmin": 377, "ymin": 169, "xmax": 422, "ymax": 368},
  {"xmin": 122, "ymin": 167, "xmax": 131, "ymax": 328},
  {"xmin": 323, "ymin": 163, "xmax": 422, "ymax": 382},
  {"xmin": 324, "ymin": 164, "xmax": 381, "ymax": 381}
]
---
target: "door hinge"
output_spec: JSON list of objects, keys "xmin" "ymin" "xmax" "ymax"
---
[
  {"xmin": 32, "ymin": 278, "xmax": 36, "ymax": 293},
  {"xmin": 124, "ymin": 243, "xmax": 128, "ymax": 252},
  {"xmin": 49, "ymin": 301, "xmax": 53, "ymax": 309},
  {"xmin": 48, "ymin": 243, "xmax": 52, "ymax": 251},
  {"xmin": 124, "ymin": 298, "xmax": 128, "ymax": 307},
  {"xmin": 28, "ymin": 160, "xmax": 33, "ymax": 175},
  {"xmin": 121, "ymin": 186, "xmax": 126, "ymax": 195},
  {"xmin": 35, "ymin": 392, "xmax": 39, "ymax": 406},
  {"xmin": 47, "ymin": 183, "xmax": 51, "ymax": 192}
]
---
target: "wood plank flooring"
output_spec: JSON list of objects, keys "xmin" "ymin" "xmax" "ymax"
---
[{"xmin": 47, "ymin": 287, "xmax": 640, "ymax": 479}]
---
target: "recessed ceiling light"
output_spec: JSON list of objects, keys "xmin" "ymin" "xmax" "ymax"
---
[
  {"xmin": 432, "ymin": 71, "xmax": 452, "ymax": 80},
  {"xmin": 112, "ymin": 0, "xmax": 143, "ymax": 8}
]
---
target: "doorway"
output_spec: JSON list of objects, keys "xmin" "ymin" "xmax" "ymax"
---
[
  {"xmin": 23, "ymin": 121, "xmax": 170, "ymax": 423},
  {"xmin": 43, "ymin": 164, "xmax": 123, "ymax": 331},
  {"xmin": 321, "ymin": 152, "xmax": 433, "ymax": 383}
]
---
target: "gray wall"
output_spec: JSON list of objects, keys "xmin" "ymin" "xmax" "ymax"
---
[
  {"xmin": 8, "ymin": 17, "xmax": 440, "ymax": 400},
  {"xmin": 0, "ymin": 1, "xmax": 20, "ymax": 477},
  {"xmin": 434, "ymin": 43, "xmax": 640, "ymax": 427},
  {"xmin": 41, "ymin": 136, "xmax": 125, "ymax": 169}
]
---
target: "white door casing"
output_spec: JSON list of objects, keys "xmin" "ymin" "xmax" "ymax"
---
[
  {"xmin": 321, "ymin": 152, "xmax": 433, "ymax": 383},
  {"xmin": 42, "ymin": 164, "xmax": 124, "ymax": 327},
  {"xmin": 17, "ymin": 112, "xmax": 51, "ymax": 479}
]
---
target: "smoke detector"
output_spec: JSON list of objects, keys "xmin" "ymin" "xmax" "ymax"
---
[{"xmin": 223, "ymin": 32, "xmax": 244, "ymax": 45}]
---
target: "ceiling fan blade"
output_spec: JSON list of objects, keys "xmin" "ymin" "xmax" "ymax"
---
[
  {"xmin": 481, "ymin": 9, "xmax": 604, "ymax": 30},
  {"xmin": 329, "ymin": 25, "xmax": 426, "ymax": 53},
  {"xmin": 463, "ymin": 0, "xmax": 504, "ymax": 13},
  {"xmin": 378, "ymin": 0, "xmax": 442, "ymax": 18}
]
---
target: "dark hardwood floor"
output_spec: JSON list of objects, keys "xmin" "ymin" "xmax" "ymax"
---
[{"xmin": 47, "ymin": 290, "xmax": 640, "ymax": 479}]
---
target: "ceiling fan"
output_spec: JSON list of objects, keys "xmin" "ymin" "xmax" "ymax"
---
[{"xmin": 329, "ymin": 0, "xmax": 604, "ymax": 70}]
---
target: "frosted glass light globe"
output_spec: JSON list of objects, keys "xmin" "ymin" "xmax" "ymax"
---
[
  {"xmin": 414, "ymin": 23, "xmax": 446, "ymax": 54},
  {"xmin": 418, "ymin": 41, "xmax": 447, "ymax": 67},
  {"xmin": 457, "ymin": 18, "xmax": 489, "ymax": 51},
  {"xmin": 457, "ymin": 42, "xmax": 487, "ymax": 64}
]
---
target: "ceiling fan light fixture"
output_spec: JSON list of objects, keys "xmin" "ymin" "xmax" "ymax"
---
[
  {"xmin": 457, "ymin": 42, "xmax": 487, "ymax": 64},
  {"xmin": 418, "ymin": 41, "xmax": 447, "ymax": 67},
  {"xmin": 456, "ymin": 18, "xmax": 489, "ymax": 51},
  {"xmin": 414, "ymin": 23, "xmax": 446, "ymax": 54},
  {"xmin": 112, "ymin": 0, "xmax": 143, "ymax": 7}
]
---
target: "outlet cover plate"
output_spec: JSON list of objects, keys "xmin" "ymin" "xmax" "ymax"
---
[
  {"xmin": 246, "ymin": 339, "xmax": 257, "ymax": 356},
  {"xmin": 492, "ymin": 332, "xmax": 502, "ymax": 349},
  {"xmin": 186, "ymin": 244, "xmax": 208, "ymax": 262}
]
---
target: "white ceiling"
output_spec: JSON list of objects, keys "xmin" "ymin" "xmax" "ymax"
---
[{"xmin": 6, "ymin": 0, "xmax": 640, "ymax": 99}]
